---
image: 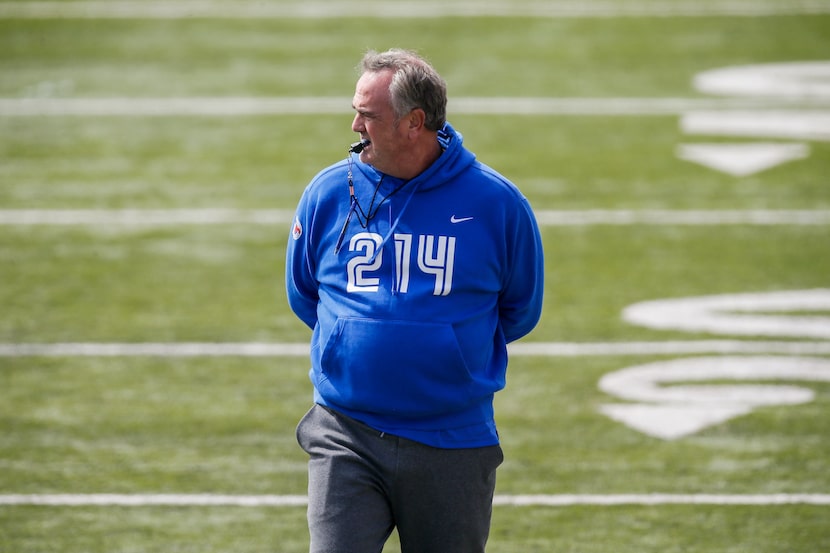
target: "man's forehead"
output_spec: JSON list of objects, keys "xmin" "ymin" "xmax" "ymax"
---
[{"xmin": 353, "ymin": 70, "xmax": 393, "ymax": 106}]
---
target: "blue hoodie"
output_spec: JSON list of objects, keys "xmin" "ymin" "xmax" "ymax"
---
[{"xmin": 286, "ymin": 122, "xmax": 544, "ymax": 448}]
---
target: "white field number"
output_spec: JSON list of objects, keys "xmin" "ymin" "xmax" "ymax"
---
[{"xmin": 605, "ymin": 289, "xmax": 830, "ymax": 439}]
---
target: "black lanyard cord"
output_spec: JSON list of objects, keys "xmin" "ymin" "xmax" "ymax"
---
[{"xmin": 335, "ymin": 158, "xmax": 409, "ymax": 254}]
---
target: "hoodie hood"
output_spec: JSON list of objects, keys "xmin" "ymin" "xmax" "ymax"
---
[{"xmin": 353, "ymin": 121, "xmax": 476, "ymax": 192}]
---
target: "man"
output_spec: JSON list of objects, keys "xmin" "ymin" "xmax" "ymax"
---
[{"xmin": 286, "ymin": 48, "xmax": 544, "ymax": 553}]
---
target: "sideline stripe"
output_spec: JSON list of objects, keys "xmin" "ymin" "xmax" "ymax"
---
[
  {"xmin": 1, "ymin": 493, "xmax": 828, "ymax": 507},
  {"xmin": 1, "ymin": 97, "xmax": 827, "ymax": 117},
  {"xmin": 2, "ymin": 210, "xmax": 830, "ymax": 226},
  {"xmin": 2, "ymin": 341, "xmax": 830, "ymax": 358},
  {"xmin": 1, "ymin": 1, "xmax": 828, "ymax": 19}
]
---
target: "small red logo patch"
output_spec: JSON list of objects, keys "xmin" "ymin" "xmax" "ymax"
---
[{"xmin": 292, "ymin": 217, "xmax": 302, "ymax": 240}]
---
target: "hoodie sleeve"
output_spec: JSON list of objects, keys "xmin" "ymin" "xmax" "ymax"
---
[
  {"xmin": 285, "ymin": 191, "xmax": 319, "ymax": 330},
  {"xmin": 499, "ymin": 197, "xmax": 544, "ymax": 343}
]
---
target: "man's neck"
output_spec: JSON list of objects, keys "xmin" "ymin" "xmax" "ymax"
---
[{"xmin": 393, "ymin": 134, "xmax": 442, "ymax": 180}]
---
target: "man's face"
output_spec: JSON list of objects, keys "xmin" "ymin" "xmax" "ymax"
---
[{"xmin": 351, "ymin": 69, "xmax": 410, "ymax": 176}]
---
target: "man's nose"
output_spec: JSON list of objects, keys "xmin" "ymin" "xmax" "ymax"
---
[{"xmin": 351, "ymin": 113, "xmax": 364, "ymax": 133}]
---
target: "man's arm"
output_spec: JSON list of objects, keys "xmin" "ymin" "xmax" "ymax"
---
[
  {"xmin": 499, "ymin": 198, "xmax": 545, "ymax": 343},
  {"xmin": 285, "ymin": 206, "xmax": 319, "ymax": 330}
]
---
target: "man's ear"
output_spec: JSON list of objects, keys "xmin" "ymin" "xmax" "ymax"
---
[{"xmin": 407, "ymin": 108, "xmax": 427, "ymax": 137}]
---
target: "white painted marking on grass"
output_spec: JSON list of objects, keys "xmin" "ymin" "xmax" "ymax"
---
[
  {"xmin": 677, "ymin": 61, "xmax": 830, "ymax": 175},
  {"xmin": 600, "ymin": 357, "xmax": 829, "ymax": 404},
  {"xmin": 0, "ymin": 494, "xmax": 309, "ymax": 507},
  {"xmin": 601, "ymin": 403, "xmax": 755, "ymax": 440},
  {"xmin": 600, "ymin": 356, "xmax": 830, "ymax": 439},
  {"xmin": 509, "ymin": 341, "xmax": 830, "ymax": 356},
  {"xmin": 2, "ymin": 209, "xmax": 830, "ymax": 226},
  {"xmin": 1, "ymin": 493, "xmax": 828, "ymax": 507},
  {"xmin": 1, "ymin": 1, "xmax": 829, "ymax": 19},
  {"xmin": 531, "ymin": 210, "xmax": 830, "ymax": 226},
  {"xmin": 0, "ymin": 209, "xmax": 294, "ymax": 226},
  {"xmin": 493, "ymin": 494, "xmax": 830, "ymax": 506},
  {"xmin": 2, "ymin": 341, "xmax": 830, "ymax": 358},
  {"xmin": 448, "ymin": 97, "xmax": 822, "ymax": 115},
  {"xmin": 1, "ymin": 97, "xmax": 827, "ymax": 117},
  {"xmin": 493, "ymin": 493, "xmax": 830, "ymax": 507},
  {"xmin": 694, "ymin": 62, "xmax": 830, "ymax": 100},
  {"xmin": 604, "ymin": 290, "xmax": 830, "ymax": 439},
  {"xmin": 0, "ymin": 342, "xmax": 312, "ymax": 357},
  {"xmin": 676, "ymin": 143, "xmax": 810, "ymax": 177},
  {"xmin": 623, "ymin": 289, "xmax": 830, "ymax": 339},
  {"xmin": 681, "ymin": 110, "xmax": 830, "ymax": 142},
  {"xmin": 0, "ymin": 97, "xmax": 349, "ymax": 117}
]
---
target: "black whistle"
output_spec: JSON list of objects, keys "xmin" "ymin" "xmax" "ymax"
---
[{"xmin": 349, "ymin": 139, "xmax": 371, "ymax": 154}]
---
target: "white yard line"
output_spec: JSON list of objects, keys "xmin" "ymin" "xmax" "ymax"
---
[
  {"xmin": 0, "ymin": 493, "xmax": 827, "ymax": 507},
  {"xmin": 0, "ymin": 342, "xmax": 313, "ymax": 357},
  {"xmin": 532, "ymin": 210, "xmax": 830, "ymax": 226},
  {"xmin": 510, "ymin": 341, "xmax": 830, "ymax": 356},
  {"xmin": 0, "ymin": 494, "xmax": 309, "ymax": 507},
  {"xmin": 1, "ymin": 1, "xmax": 828, "ymax": 19},
  {"xmin": 0, "ymin": 97, "xmax": 826, "ymax": 117},
  {"xmin": 495, "ymin": 494, "xmax": 830, "ymax": 506},
  {"xmin": 1, "ymin": 209, "xmax": 829, "ymax": 226},
  {"xmin": 0, "ymin": 209, "xmax": 296, "ymax": 226},
  {"xmin": 2, "ymin": 341, "xmax": 830, "ymax": 358}
]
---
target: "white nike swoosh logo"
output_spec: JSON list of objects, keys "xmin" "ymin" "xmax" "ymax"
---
[{"xmin": 450, "ymin": 215, "xmax": 474, "ymax": 223}]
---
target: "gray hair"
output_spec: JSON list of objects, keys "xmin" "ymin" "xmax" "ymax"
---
[{"xmin": 359, "ymin": 49, "xmax": 447, "ymax": 131}]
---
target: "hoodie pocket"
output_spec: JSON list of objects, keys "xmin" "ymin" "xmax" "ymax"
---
[{"xmin": 316, "ymin": 317, "xmax": 475, "ymax": 417}]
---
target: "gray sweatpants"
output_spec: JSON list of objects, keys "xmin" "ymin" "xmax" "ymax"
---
[{"xmin": 296, "ymin": 404, "xmax": 504, "ymax": 553}]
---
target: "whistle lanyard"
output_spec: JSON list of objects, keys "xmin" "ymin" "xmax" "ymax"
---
[{"xmin": 334, "ymin": 156, "xmax": 409, "ymax": 254}]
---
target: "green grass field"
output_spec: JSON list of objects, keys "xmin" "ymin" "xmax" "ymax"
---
[{"xmin": 1, "ymin": 1, "xmax": 829, "ymax": 551}]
